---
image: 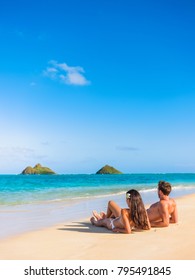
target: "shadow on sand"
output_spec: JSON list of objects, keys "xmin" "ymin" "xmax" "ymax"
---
[
  {"xmin": 57, "ymin": 221, "xmax": 144, "ymax": 234},
  {"xmin": 57, "ymin": 221, "xmax": 112, "ymax": 234}
]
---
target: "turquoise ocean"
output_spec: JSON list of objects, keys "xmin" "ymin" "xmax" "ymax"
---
[{"xmin": 1, "ymin": 173, "xmax": 195, "ymax": 239}]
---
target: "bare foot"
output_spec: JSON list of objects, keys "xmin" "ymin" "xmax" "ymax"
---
[
  {"xmin": 90, "ymin": 217, "xmax": 96, "ymax": 225},
  {"xmin": 92, "ymin": 210, "xmax": 102, "ymax": 220},
  {"xmin": 100, "ymin": 211, "xmax": 106, "ymax": 218}
]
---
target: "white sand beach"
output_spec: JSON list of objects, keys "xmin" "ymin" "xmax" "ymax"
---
[{"xmin": 0, "ymin": 194, "xmax": 195, "ymax": 260}]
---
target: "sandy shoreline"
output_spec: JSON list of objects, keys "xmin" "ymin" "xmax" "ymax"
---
[{"xmin": 0, "ymin": 193, "xmax": 195, "ymax": 260}]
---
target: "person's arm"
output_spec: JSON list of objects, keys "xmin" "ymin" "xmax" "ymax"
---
[
  {"xmin": 146, "ymin": 212, "xmax": 151, "ymax": 230},
  {"xmin": 112, "ymin": 209, "xmax": 132, "ymax": 234},
  {"xmin": 150, "ymin": 202, "xmax": 170, "ymax": 227},
  {"xmin": 169, "ymin": 202, "xmax": 178, "ymax": 223}
]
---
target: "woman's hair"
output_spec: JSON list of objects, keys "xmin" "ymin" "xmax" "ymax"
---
[{"xmin": 126, "ymin": 189, "xmax": 150, "ymax": 230}]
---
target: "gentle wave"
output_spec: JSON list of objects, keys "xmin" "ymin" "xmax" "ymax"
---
[
  {"xmin": 1, "ymin": 174, "xmax": 195, "ymax": 239},
  {"xmin": 1, "ymin": 174, "xmax": 195, "ymax": 206}
]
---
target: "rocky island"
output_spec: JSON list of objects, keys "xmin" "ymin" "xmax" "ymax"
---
[
  {"xmin": 96, "ymin": 164, "xmax": 123, "ymax": 174},
  {"xmin": 21, "ymin": 163, "xmax": 56, "ymax": 175}
]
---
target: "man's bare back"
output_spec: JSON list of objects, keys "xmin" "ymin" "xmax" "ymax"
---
[
  {"xmin": 147, "ymin": 198, "xmax": 178, "ymax": 226},
  {"xmin": 146, "ymin": 181, "xmax": 178, "ymax": 227}
]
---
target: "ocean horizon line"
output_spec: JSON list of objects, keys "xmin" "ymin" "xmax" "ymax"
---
[{"xmin": 1, "ymin": 172, "xmax": 195, "ymax": 176}]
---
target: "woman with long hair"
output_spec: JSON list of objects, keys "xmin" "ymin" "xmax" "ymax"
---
[{"xmin": 90, "ymin": 189, "xmax": 150, "ymax": 234}]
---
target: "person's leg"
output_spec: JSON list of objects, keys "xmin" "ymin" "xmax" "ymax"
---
[
  {"xmin": 92, "ymin": 210, "xmax": 103, "ymax": 220},
  {"xmin": 106, "ymin": 200, "xmax": 121, "ymax": 218},
  {"xmin": 90, "ymin": 217, "xmax": 112, "ymax": 230},
  {"xmin": 92, "ymin": 200, "xmax": 121, "ymax": 220}
]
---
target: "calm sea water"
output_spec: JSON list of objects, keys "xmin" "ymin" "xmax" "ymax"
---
[
  {"xmin": 1, "ymin": 173, "xmax": 195, "ymax": 239},
  {"xmin": 1, "ymin": 173, "xmax": 195, "ymax": 206}
]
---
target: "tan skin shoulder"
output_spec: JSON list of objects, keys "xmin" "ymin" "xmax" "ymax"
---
[{"xmin": 160, "ymin": 197, "xmax": 177, "ymax": 213}]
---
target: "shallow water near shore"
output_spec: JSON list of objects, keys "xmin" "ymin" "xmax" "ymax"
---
[{"xmin": 1, "ymin": 173, "xmax": 195, "ymax": 239}]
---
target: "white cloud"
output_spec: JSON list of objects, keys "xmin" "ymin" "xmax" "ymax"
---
[
  {"xmin": 43, "ymin": 60, "xmax": 90, "ymax": 86},
  {"xmin": 0, "ymin": 146, "xmax": 47, "ymax": 161}
]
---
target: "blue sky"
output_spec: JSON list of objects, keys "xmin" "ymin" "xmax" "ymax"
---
[{"xmin": 0, "ymin": 0, "xmax": 195, "ymax": 174}]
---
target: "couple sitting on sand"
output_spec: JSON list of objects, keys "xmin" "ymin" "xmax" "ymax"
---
[{"xmin": 90, "ymin": 181, "xmax": 178, "ymax": 234}]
